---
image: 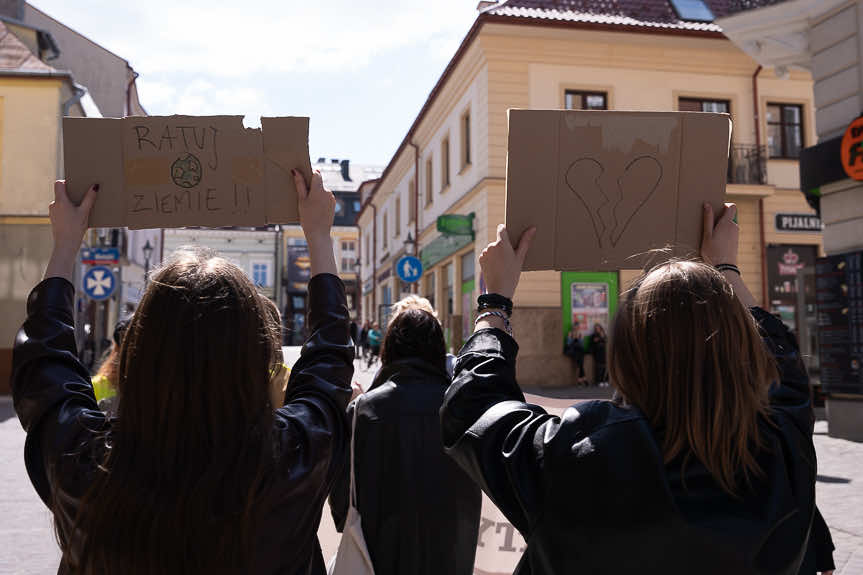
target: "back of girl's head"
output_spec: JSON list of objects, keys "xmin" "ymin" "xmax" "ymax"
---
[
  {"xmin": 73, "ymin": 246, "xmax": 279, "ymax": 574},
  {"xmin": 609, "ymin": 260, "xmax": 776, "ymax": 496},
  {"xmin": 381, "ymin": 304, "xmax": 446, "ymax": 372}
]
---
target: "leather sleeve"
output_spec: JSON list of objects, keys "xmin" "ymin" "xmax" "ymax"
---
[
  {"xmin": 275, "ymin": 273, "xmax": 354, "ymax": 489},
  {"xmin": 750, "ymin": 307, "xmax": 814, "ymax": 438},
  {"xmin": 441, "ymin": 328, "xmax": 555, "ymax": 535},
  {"xmin": 12, "ymin": 277, "xmax": 106, "ymax": 507},
  {"xmin": 327, "ymin": 400, "xmax": 354, "ymax": 532}
]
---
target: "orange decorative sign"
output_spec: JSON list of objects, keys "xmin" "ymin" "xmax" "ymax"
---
[{"xmin": 841, "ymin": 117, "xmax": 863, "ymax": 180}]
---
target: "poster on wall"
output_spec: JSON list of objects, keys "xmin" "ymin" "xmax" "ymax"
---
[
  {"xmin": 765, "ymin": 245, "xmax": 817, "ymax": 331},
  {"xmin": 571, "ymin": 282, "xmax": 610, "ymax": 334},
  {"xmin": 816, "ymin": 251, "xmax": 863, "ymax": 394}
]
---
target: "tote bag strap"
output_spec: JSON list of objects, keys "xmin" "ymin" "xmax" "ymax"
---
[{"xmin": 349, "ymin": 395, "xmax": 361, "ymax": 508}]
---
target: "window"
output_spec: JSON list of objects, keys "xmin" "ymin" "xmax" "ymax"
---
[
  {"xmin": 382, "ymin": 211, "xmax": 388, "ymax": 249},
  {"xmin": 394, "ymin": 196, "xmax": 401, "ymax": 237},
  {"xmin": 670, "ymin": 0, "xmax": 714, "ymax": 22},
  {"xmin": 441, "ymin": 136, "xmax": 450, "ymax": 190},
  {"xmin": 565, "ymin": 90, "xmax": 607, "ymax": 110},
  {"xmin": 426, "ymin": 272, "xmax": 436, "ymax": 309},
  {"xmin": 461, "ymin": 109, "xmax": 471, "ymax": 169},
  {"xmin": 251, "ymin": 262, "xmax": 270, "ymax": 287},
  {"xmin": 341, "ymin": 257, "xmax": 355, "ymax": 273},
  {"xmin": 767, "ymin": 103, "xmax": 803, "ymax": 159},
  {"xmin": 408, "ymin": 178, "xmax": 417, "ymax": 223},
  {"xmin": 679, "ymin": 97, "xmax": 729, "ymax": 114},
  {"xmin": 365, "ymin": 235, "xmax": 370, "ymax": 265},
  {"xmin": 425, "ymin": 157, "xmax": 433, "ymax": 206}
]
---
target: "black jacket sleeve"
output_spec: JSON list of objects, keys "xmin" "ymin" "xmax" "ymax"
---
[
  {"xmin": 274, "ymin": 273, "xmax": 354, "ymax": 490},
  {"xmin": 12, "ymin": 277, "xmax": 107, "ymax": 507},
  {"xmin": 441, "ymin": 328, "xmax": 558, "ymax": 534},
  {"xmin": 810, "ymin": 506, "xmax": 836, "ymax": 572},
  {"xmin": 328, "ymin": 399, "xmax": 355, "ymax": 532}
]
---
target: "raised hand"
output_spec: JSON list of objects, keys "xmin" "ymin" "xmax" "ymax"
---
[
  {"xmin": 479, "ymin": 224, "xmax": 536, "ymax": 300},
  {"xmin": 44, "ymin": 180, "xmax": 97, "ymax": 282},
  {"xmin": 292, "ymin": 169, "xmax": 337, "ymax": 277},
  {"xmin": 700, "ymin": 202, "xmax": 738, "ymax": 266}
]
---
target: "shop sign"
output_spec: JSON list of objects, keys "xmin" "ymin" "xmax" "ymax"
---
[
  {"xmin": 286, "ymin": 245, "xmax": 310, "ymax": 292},
  {"xmin": 775, "ymin": 213, "xmax": 822, "ymax": 232},
  {"xmin": 420, "ymin": 233, "xmax": 473, "ymax": 270},
  {"xmin": 362, "ymin": 279, "xmax": 374, "ymax": 295},
  {"xmin": 765, "ymin": 245, "xmax": 817, "ymax": 330},
  {"xmin": 81, "ymin": 247, "xmax": 120, "ymax": 265},
  {"xmin": 437, "ymin": 213, "xmax": 475, "ymax": 237},
  {"xmin": 841, "ymin": 116, "xmax": 863, "ymax": 180},
  {"xmin": 377, "ymin": 267, "xmax": 392, "ymax": 283}
]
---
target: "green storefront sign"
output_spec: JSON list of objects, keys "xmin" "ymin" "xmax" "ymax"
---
[
  {"xmin": 420, "ymin": 234, "xmax": 473, "ymax": 270},
  {"xmin": 437, "ymin": 213, "xmax": 475, "ymax": 238}
]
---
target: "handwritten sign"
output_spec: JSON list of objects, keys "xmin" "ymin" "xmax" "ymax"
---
[{"xmin": 63, "ymin": 115, "xmax": 311, "ymax": 229}]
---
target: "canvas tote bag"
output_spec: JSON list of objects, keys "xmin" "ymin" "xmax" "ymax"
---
[{"xmin": 327, "ymin": 397, "xmax": 375, "ymax": 575}]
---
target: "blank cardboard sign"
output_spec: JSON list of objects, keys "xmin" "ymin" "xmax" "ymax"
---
[
  {"xmin": 64, "ymin": 115, "xmax": 312, "ymax": 229},
  {"xmin": 505, "ymin": 110, "xmax": 731, "ymax": 271}
]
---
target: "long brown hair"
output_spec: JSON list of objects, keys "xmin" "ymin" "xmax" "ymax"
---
[
  {"xmin": 67, "ymin": 247, "xmax": 281, "ymax": 573},
  {"xmin": 609, "ymin": 260, "xmax": 777, "ymax": 495}
]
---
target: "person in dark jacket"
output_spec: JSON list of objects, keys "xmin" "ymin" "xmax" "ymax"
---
[
  {"xmin": 329, "ymin": 297, "xmax": 481, "ymax": 575},
  {"xmin": 441, "ymin": 204, "xmax": 831, "ymax": 575},
  {"xmin": 12, "ymin": 172, "xmax": 353, "ymax": 575}
]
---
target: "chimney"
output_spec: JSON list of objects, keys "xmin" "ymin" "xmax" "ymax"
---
[
  {"xmin": 316, "ymin": 157, "xmax": 326, "ymax": 163},
  {"xmin": 476, "ymin": 0, "xmax": 497, "ymax": 11},
  {"xmin": 0, "ymin": 0, "xmax": 24, "ymax": 19},
  {"xmin": 340, "ymin": 159, "xmax": 351, "ymax": 181}
]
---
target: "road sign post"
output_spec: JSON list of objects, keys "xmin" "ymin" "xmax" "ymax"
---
[{"xmin": 396, "ymin": 255, "xmax": 423, "ymax": 284}]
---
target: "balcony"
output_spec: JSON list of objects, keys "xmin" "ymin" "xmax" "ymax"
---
[{"xmin": 728, "ymin": 144, "xmax": 767, "ymax": 186}]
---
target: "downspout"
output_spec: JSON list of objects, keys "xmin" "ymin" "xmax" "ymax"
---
[
  {"xmin": 752, "ymin": 65, "xmax": 769, "ymax": 307},
  {"xmin": 409, "ymin": 142, "xmax": 420, "ymax": 294},
  {"xmin": 126, "ymin": 68, "xmax": 139, "ymax": 116},
  {"xmin": 371, "ymin": 203, "xmax": 378, "ymax": 321}
]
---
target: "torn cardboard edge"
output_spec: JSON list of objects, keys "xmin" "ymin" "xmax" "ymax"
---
[
  {"xmin": 64, "ymin": 115, "xmax": 312, "ymax": 229},
  {"xmin": 505, "ymin": 109, "xmax": 731, "ymax": 272}
]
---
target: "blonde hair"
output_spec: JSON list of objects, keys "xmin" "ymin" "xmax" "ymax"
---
[{"xmin": 389, "ymin": 295, "xmax": 439, "ymax": 325}]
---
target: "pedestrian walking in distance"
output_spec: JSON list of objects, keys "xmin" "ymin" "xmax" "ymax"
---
[
  {"xmin": 441, "ymin": 203, "xmax": 831, "ymax": 574},
  {"xmin": 12, "ymin": 171, "xmax": 354, "ymax": 574},
  {"xmin": 330, "ymin": 296, "xmax": 481, "ymax": 575}
]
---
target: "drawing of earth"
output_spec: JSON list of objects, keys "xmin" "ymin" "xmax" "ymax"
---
[{"xmin": 171, "ymin": 153, "xmax": 202, "ymax": 188}]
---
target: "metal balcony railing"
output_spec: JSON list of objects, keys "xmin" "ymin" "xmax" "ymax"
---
[{"xmin": 728, "ymin": 144, "xmax": 767, "ymax": 186}]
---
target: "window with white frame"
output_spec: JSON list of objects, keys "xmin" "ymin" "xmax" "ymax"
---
[{"xmin": 251, "ymin": 261, "xmax": 271, "ymax": 287}]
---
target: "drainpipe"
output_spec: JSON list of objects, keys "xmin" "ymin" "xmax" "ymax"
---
[
  {"xmin": 62, "ymin": 83, "xmax": 86, "ymax": 117},
  {"xmin": 126, "ymin": 68, "xmax": 139, "ymax": 116},
  {"xmin": 409, "ymin": 142, "xmax": 420, "ymax": 294},
  {"xmin": 752, "ymin": 65, "xmax": 769, "ymax": 307},
  {"xmin": 371, "ymin": 203, "xmax": 378, "ymax": 322}
]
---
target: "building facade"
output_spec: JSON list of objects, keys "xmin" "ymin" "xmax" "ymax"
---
[
  {"xmin": 719, "ymin": 0, "xmax": 863, "ymax": 439},
  {"xmin": 281, "ymin": 159, "xmax": 381, "ymax": 344},
  {"xmin": 358, "ymin": 0, "xmax": 822, "ymax": 387}
]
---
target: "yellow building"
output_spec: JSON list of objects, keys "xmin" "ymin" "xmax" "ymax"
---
[
  {"xmin": 0, "ymin": 19, "xmax": 86, "ymax": 389},
  {"xmin": 358, "ymin": 0, "xmax": 823, "ymax": 387}
]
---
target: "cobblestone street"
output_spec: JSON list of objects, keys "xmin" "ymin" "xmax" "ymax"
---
[{"xmin": 1, "ymin": 351, "xmax": 861, "ymax": 574}]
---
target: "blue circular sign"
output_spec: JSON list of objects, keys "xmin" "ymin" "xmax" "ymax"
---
[
  {"xmin": 82, "ymin": 265, "xmax": 117, "ymax": 301},
  {"xmin": 396, "ymin": 255, "xmax": 423, "ymax": 284}
]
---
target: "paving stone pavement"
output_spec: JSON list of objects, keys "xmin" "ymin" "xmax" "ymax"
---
[{"xmin": 1, "ymin": 353, "xmax": 861, "ymax": 574}]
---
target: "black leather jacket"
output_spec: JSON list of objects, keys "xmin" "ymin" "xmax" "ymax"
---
[
  {"xmin": 329, "ymin": 357, "xmax": 481, "ymax": 575},
  {"xmin": 12, "ymin": 273, "xmax": 353, "ymax": 574},
  {"xmin": 441, "ymin": 307, "xmax": 819, "ymax": 575}
]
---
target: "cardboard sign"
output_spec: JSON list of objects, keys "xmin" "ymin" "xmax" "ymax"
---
[
  {"xmin": 64, "ymin": 115, "xmax": 312, "ymax": 229},
  {"xmin": 505, "ymin": 110, "xmax": 731, "ymax": 271}
]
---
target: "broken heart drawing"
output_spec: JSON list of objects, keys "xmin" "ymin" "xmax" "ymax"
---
[{"xmin": 565, "ymin": 155, "xmax": 664, "ymax": 248}]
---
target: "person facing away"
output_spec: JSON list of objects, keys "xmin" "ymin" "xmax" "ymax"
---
[
  {"xmin": 365, "ymin": 322, "xmax": 382, "ymax": 367},
  {"xmin": 589, "ymin": 322, "xmax": 608, "ymax": 385},
  {"xmin": 441, "ymin": 204, "xmax": 828, "ymax": 575},
  {"xmin": 12, "ymin": 171, "xmax": 354, "ymax": 575},
  {"xmin": 329, "ymin": 296, "xmax": 482, "ymax": 575},
  {"xmin": 91, "ymin": 317, "xmax": 130, "ymax": 414},
  {"xmin": 563, "ymin": 321, "xmax": 586, "ymax": 385}
]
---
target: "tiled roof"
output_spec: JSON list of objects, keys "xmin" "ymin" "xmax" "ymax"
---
[
  {"xmin": 0, "ymin": 21, "xmax": 56, "ymax": 73},
  {"xmin": 484, "ymin": 0, "xmax": 789, "ymax": 33}
]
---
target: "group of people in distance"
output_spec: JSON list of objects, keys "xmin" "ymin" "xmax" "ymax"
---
[{"xmin": 11, "ymin": 169, "xmax": 834, "ymax": 574}]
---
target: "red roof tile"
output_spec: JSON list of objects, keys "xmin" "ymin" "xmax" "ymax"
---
[{"xmin": 0, "ymin": 21, "xmax": 56, "ymax": 73}]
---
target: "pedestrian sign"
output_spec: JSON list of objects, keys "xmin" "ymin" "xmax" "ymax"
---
[
  {"xmin": 396, "ymin": 255, "xmax": 423, "ymax": 284},
  {"xmin": 83, "ymin": 266, "xmax": 117, "ymax": 300}
]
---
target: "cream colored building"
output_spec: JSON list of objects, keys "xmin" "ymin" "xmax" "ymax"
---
[{"xmin": 358, "ymin": 0, "xmax": 822, "ymax": 387}]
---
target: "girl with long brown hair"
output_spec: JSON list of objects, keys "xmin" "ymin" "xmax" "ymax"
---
[
  {"xmin": 12, "ymin": 171, "xmax": 353, "ymax": 574},
  {"xmin": 441, "ymin": 204, "xmax": 825, "ymax": 574}
]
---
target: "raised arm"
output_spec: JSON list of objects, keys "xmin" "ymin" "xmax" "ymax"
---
[
  {"xmin": 13, "ymin": 181, "xmax": 103, "ymax": 506},
  {"xmin": 274, "ymin": 171, "xmax": 354, "ymax": 485}
]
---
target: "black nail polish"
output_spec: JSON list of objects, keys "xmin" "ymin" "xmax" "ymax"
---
[{"xmin": 94, "ymin": 184, "xmax": 100, "ymax": 192}]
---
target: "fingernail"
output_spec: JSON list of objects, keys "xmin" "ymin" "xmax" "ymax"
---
[
  {"xmin": 290, "ymin": 169, "xmax": 296, "ymax": 176},
  {"xmin": 703, "ymin": 203, "xmax": 709, "ymax": 210},
  {"xmin": 94, "ymin": 184, "xmax": 100, "ymax": 192}
]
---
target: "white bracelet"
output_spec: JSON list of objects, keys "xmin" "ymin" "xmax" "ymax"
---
[{"xmin": 475, "ymin": 310, "xmax": 512, "ymax": 336}]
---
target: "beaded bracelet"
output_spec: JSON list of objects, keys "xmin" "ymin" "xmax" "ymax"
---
[
  {"xmin": 478, "ymin": 293, "xmax": 513, "ymax": 317},
  {"xmin": 715, "ymin": 263, "xmax": 741, "ymax": 276},
  {"xmin": 475, "ymin": 310, "xmax": 513, "ymax": 336}
]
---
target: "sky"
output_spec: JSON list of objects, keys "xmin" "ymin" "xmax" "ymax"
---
[{"xmin": 29, "ymin": 0, "xmax": 481, "ymax": 167}]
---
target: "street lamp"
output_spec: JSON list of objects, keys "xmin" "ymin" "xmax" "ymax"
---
[
  {"xmin": 142, "ymin": 239, "xmax": 154, "ymax": 287},
  {"xmin": 404, "ymin": 231, "xmax": 416, "ymax": 255},
  {"xmin": 352, "ymin": 257, "xmax": 362, "ymax": 320}
]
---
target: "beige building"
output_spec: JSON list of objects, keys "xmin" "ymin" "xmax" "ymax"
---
[
  {"xmin": 719, "ymin": 0, "xmax": 863, "ymax": 440},
  {"xmin": 358, "ymin": 0, "xmax": 822, "ymax": 387},
  {"xmin": 0, "ymin": 1, "xmax": 145, "ymax": 391}
]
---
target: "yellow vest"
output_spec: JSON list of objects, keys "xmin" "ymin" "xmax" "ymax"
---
[{"xmin": 91, "ymin": 374, "xmax": 116, "ymax": 403}]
